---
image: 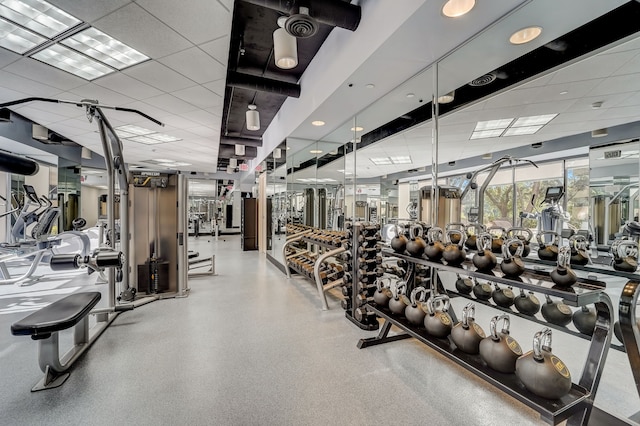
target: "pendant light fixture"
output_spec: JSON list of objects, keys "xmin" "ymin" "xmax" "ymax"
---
[
  {"xmin": 246, "ymin": 104, "xmax": 260, "ymax": 131},
  {"xmin": 274, "ymin": 16, "xmax": 298, "ymax": 69},
  {"xmin": 235, "ymin": 144, "xmax": 246, "ymax": 156}
]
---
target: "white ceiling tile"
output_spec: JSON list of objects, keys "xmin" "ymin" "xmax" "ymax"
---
[
  {"xmin": 4, "ymin": 58, "xmax": 87, "ymax": 91},
  {"xmin": 123, "ymin": 61, "xmax": 195, "ymax": 92},
  {"xmin": 199, "ymin": 36, "xmax": 230, "ymax": 63},
  {"xmin": 70, "ymin": 83, "xmax": 135, "ymax": 106},
  {"xmin": 153, "ymin": 113, "xmax": 200, "ymax": 129},
  {"xmin": 550, "ymin": 50, "xmax": 637, "ymax": 85},
  {"xmin": 0, "ymin": 86, "xmax": 29, "ymax": 102},
  {"xmin": 588, "ymin": 73, "xmax": 640, "ymax": 97},
  {"xmin": 47, "ymin": 0, "xmax": 133, "ymax": 23},
  {"xmin": 144, "ymin": 93, "xmax": 200, "ymax": 114},
  {"xmin": 0, "ymin": 71, "xmax": 61, "ymax": 97},
  {"xmin": 171, "ymin": 85, "xmax": 222, "ymax": 109},
  {"xmin": 202, "ymin": 79, "xmax": 226, "ymax": 97},
  {"xmin": 93, "ymin": 3, "xmax": 192, "ymax": 59},
  {"xmin": 184, "ymin": 110, "xmax": 221, "ymax": 127},
  {"xmin": 13, "ymin": 106, "xmax": 69, "ymax": 126},
  {"xmin": 611, "ymin": 51, "xmax": 640, "ymax": 77},
  {"xmin": 159, "ymin": 47, "xmax": 226, "ymax": 84},
  {"xmin": 0, "ymin": 47, "xmax": 21, "ymax": 68},
  {"xmin": 48, "ymin": 122, "xmax": 94, "ymax": 137},
  {"xmin": 94, "ymin": 72, "xmax": 163, "ymax": 100},
  {"xmin": 216, "ymin": 0, "xmax": 233, "ymax": 12},
  {"xmin": 188, "ymin": 126, "xmax": 220, "ymax": 137},
  {"xmin": 136, "ymin": 0, "xmax": 231, "ymax": 45}
]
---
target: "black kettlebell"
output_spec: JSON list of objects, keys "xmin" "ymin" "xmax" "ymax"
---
[
  {"xmin": 500, "ymin": 238, "xmax": 526, "ymax": 277},
  {"xmin": 390, "ymin": 225, "xmax": 408, "ymax": 254},
  {"xmin": 541, "ymin": 295, "xmax": 572, "ymax": 326},
  {"xmin": 492, "ymin": 283, "xmax": 515, "ymax": 308},
  {"xmin": 373, "ymin": 277, "xmax": 391, "ymax": 307},
  {"xmin": 472, "ymin": 233, "xmax": 497, "ymax": 272},
  {"xmin": 405, "ymin": 224, "xmax": 427, "ymax": 258},
  {"xmin": 487, "ymin": 226, "xmax": 506, "ymax": 254},
  {"xmin": 424, "ymin": 227, "xmax": 445, "ymax": 261},
  {"xmin": 388, "ymin": 281, "xmax": 408, "ymax": 315},
  {"xmin": 455, "ymin": 274, "xmax": 473, "ymax": 294},
  {"xmin": 569, "ymin": 235, "xmax": 590, "ymax": 266},
  {"xmin": 451, "ymin": 303, "xmax": 486, "ymax": 354},
  {"xmin": 612, "ymin": 240, "xmax": 638, "ymax": 272},
  {"xmin": 550, "ymin": 246, "xmax": 577, "ymax": 288},
  {"xmin": 405, "ymin": 286, "xmax": 428, "ymax": 326},
  {"xmin": 514, "ymin": 288, "xmax": 540, "ymax": 316},
  {"xmin": 472, "ymin": 278, "xmax": 493, "ymax": 301},
  {"xmin": 445, "ymin": 222, "xmax": 466, "ymax": 245},
  {"xmin": 506, "ymin": 227, "xmax": 533, "ymax": 257},
  {"xmin": 479, "ymin": 314, "xmax": 523, "ymax": 374},
  {"xmin": 422, "ymin": 294, "xmax": 454, "ymax": 338},
  {"xmin": 465, "ymin": 223, "xmax": 486, "ymax": 251},
  {"xmin": 572, "ymin": 305, "xmax": 597, "ymax": 336},
  {"xmin": 442, "ymin": 230, "xmax": 467, "ymax": 266},
  {"xmin": 516, "ymin": 328, "xmax": 572, "ymax": 400},
  {"xmin": 537, "ymin": 231, "xmax": 559, "ymax": 261}
]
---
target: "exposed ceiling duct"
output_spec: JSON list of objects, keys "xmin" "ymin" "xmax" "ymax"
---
[
  {"xmin": 220, "ymin": 136, "xmax": 263, "ymax": 148},
  {"xmin": 227, "ymin": 71, "xmax": 301, "ymax": 98},
  {"xmin": 239, "ymin": 0, "xmax": 361, "ymax": 32},
  {"xmin": 218, "ymin": 144, "xmax": 258, "ymax": 159}
]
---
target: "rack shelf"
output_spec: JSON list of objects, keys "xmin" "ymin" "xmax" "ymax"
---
[{"xmin": 360, "ymin": 304, "xmax": 591, "ymax": 425}]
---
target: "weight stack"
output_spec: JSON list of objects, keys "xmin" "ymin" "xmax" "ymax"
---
[{"xmin": 347, "ymin": 221, "xmax": 381, "ymax": 329}]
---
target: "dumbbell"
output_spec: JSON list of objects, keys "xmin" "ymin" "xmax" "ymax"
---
[{"xmin": 341, "ymin": 297, "xmax": 352, "ymax": 310}]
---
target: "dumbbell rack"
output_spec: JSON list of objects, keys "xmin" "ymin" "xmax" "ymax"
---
[
  {"xmin": 357, "ymin": 249, "xmax": 614, "ymax": 425},
  {"xmin": 282, "ymin": 227, "xmax": 348, "ymax": 310}
]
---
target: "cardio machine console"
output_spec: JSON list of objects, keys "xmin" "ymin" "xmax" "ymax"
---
[
  {"xmin": 542, "ymin": 186, "xmax": 564, "ymax": 205},
  {"xmin": 22, "ymin": 184, "xmax": 40, "ymax": 203}
]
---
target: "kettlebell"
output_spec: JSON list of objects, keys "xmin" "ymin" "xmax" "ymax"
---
[
  {"xmin": 405, "ymin": 286, "xmax": 428, "ymax": 326},
  {"xmin": 612, "ymin": 240, "xmax": 638, "ymax": 272},
  {"xmin": 405, "ymin": 224, "xmax": 427, "ymax": 258},
  {"xmin": 569, "ymin": 235, "xmax": 590, "ymax": 266},
  {"xmin": 442, "ymin": 230, "xmax": 467, "ymax": 266},
  {"xmin": 550, "ymin": 246, "xmax": 577, "ymax": 288},
  {"xmin": 514, "ymin": 289, "xmax": 540, "ymax": 316},
  {"xmin": 541, "ymin": 295, "xmax": 572, "ymax": 326},
  {"xmin": 492, "ymin": 283, "xmax": 515, "ymax": 308},
  {"xmin": 479, "ymin": 314, "xmax": 523, "ymax": 373},
  {"xmin": 536, "ymin": 231, "xmax": 559, "ymax": 261},
  {"xmin": 388, "ymin": 281, "xmax": 408, "ymax": 315},
  {"xmin": 472, "ymin": 278, "xmax": 493, "ymax": 301},
  {"xmin": 487, "ymin": 226, "xmax": 506, "ymax": 254},
  {"xmin": 390, "ymin": 225, "xmax": 408, "ymax": 254},
  {"xmin": 465, "ymin": 223, "xmax": 486, "ymax": 251},
  {"xmin": 516, "ymin": 328, "xmax": 572, "ymax": 400},
  {"xmin": 472, "ymin": 233, "xmax": 497, "ymax": 272},
  {"xmin": 506, "ymin": 227, "xmax": 533, "ymax": 258},
  {"xmin": 500, "ymin": 238, "xmax": 526, "ymax": 277},
  {"xmin": 424, "ymin": 227, "xmax": 445, "ymax": 261},
  {"xmin": 455, "ymin": 274, "xmax": 473, "ymax": 294},
  {"xmin": 422, "ymin": 294, "xmax": 453, "ymax": 338},
  {"xmin": 572, "ymin": 305, "xmax": 597, "ymax": 336},
  {"xmin": 445, "ymin": 222, "xmax": 466, "ymax": 245},
  {"xmin": 451, "ymin": 303, "xmax": 486, "ymax": 354},
  {"xmin": 373, "ymin": 277, "xmax": 391, "ymax": 307}
]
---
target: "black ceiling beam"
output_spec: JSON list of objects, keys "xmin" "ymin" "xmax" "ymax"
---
[
  {"xmin": 218, "ymin": 144, "xmax": 258, "ymax": 159},
  {"xmin": 240, "ymin": 0, "xmax": 361, "ymax": 31},
  {"xmin": 227, "ymin": 71, "xmax": 301, "ymax": 98},
  {"xmin": 220, "ymin": 136, "xmax": 263, "ymax": 147}
]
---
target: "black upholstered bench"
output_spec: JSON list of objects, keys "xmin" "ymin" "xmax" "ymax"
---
[{"xmin": 11, "ymin": 292, "xmax": 101, "ymax": 391}]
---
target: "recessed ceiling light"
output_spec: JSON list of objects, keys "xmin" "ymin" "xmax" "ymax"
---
[
  {"xmin": 350, "ymin": 126, "xmax": 364, "ymax": 132},
  {"xmin": 0, "ymin": 17, "xmax": 45, "ymax": 53},
  {"xmin": 511, "ymin": 114, "xmax": 557, "ymax": 127},
  {"xmin": 442, "ymin": 0, "xmax": 475, "ymax": 17},
  {"xmin": 437, "ymin": 91, "xmax": 455, "ymax": 104},
  {"xmin": 311, "ymin": 120, "xmax": 325, "ymax": 126},
  {"xmin": 350, "ymin": 138, "xmax": 361, "ymax": 144},
  {"xmin": 474, "ymin": 118, "xmax": 514, "ymax": 131},
  {"xmin": 406, "ymin": 93, "xmax": 415, "ymax": 98},
  {"xmin": 503, "ymin": 125, "xmax": 543, "ymax": 136},
  {"xmin": 470, "ymin": 129, "xmax": 505, "ymax": 139},
  {"xmin": 559, "ymin": 91, "xmax": 568, "ymax": 95},
  {"xmin": 286, "ymin": 146, "xmax": 290, "ymax": 150},
  {"xmin": 509, "ymin": 26, "xmax": 543, "ymax": 45},
  {"xmin": 309, "ymin": 149, "xmax": 322, "ymax": 154},
  {"xmin": 365, "ymin": 83, "xmax": 375, "ymax": 89},
  {"xmin": 482, "ymin": 153, "xmax": 492, "ymax": 160},
  {"xmin": 61, "ymin": 27, "xmax": 149, "ymax": 70},
  {"xmin": 0, "ymin": 0, "xmax": 81, "ymax": 38},
  {"xmin": 592, "ymin": 128, "xmax": 608, "ymax": 138},
  {"xmin": 31, "ymin": 44, "xmax": 114, "ymax": 80}
]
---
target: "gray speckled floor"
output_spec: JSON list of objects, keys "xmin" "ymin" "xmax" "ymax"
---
[{"xmin": 0, "ymin": 236, "xmax": 631, "ymax": 425}]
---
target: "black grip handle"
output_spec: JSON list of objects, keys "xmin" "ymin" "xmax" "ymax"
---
[
  {"xmin": 95, "ymin": 251, "xmax": 124, "ymax": 268},
  {"xmin": 49, "ymin": 254, "xmax": 81, "ymax": 270}
]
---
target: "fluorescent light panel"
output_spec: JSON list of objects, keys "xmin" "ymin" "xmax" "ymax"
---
[
  {"xmin": 0, "ymin": 0, "xmax": 80, "ymax": 38},
  {"xmin": 511, "ymin": 114, "xmax": 557, "ymax": 127},
  {"xmin": 0, "ymin": 16, "xmax": 44, "ymax": 52},
  {"xmin": 31, "ymin": 44, "xmax": 114, "ymax": 80},
  {"xmin": 116, "ymin": 124, "xmax": 154, "ymax": 135},
  {"xmin": 369, "ymin": 156, "xmax": 412, "ymax": 165},
  {"xmin": 369, "ymin": 157, "xmax": 393, "ymax": 165},
  {"xmin": 389, "ymin": 156, "xmax": 412, "ymax": 164},
  {"xmin": 470, "ymin": 129, "xmax": 504, "ymax": 139},
  {"xmin": 61, "ymin": 27, "xmax": 148, "ymax": 70},
  {"xmin": 474, "ymin": 118, "xmax": 513, "ymax": 131},
  {"xmin": 128, "ymin": 135, "xmax": 166, "ymax": 145},
  {"xmin": 503, "ymin": 125, "xmax": 543, "ymax": 136},
  {"xmin": 115, "ymin": 125, "xmax": 181, "ymax": 145}
]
